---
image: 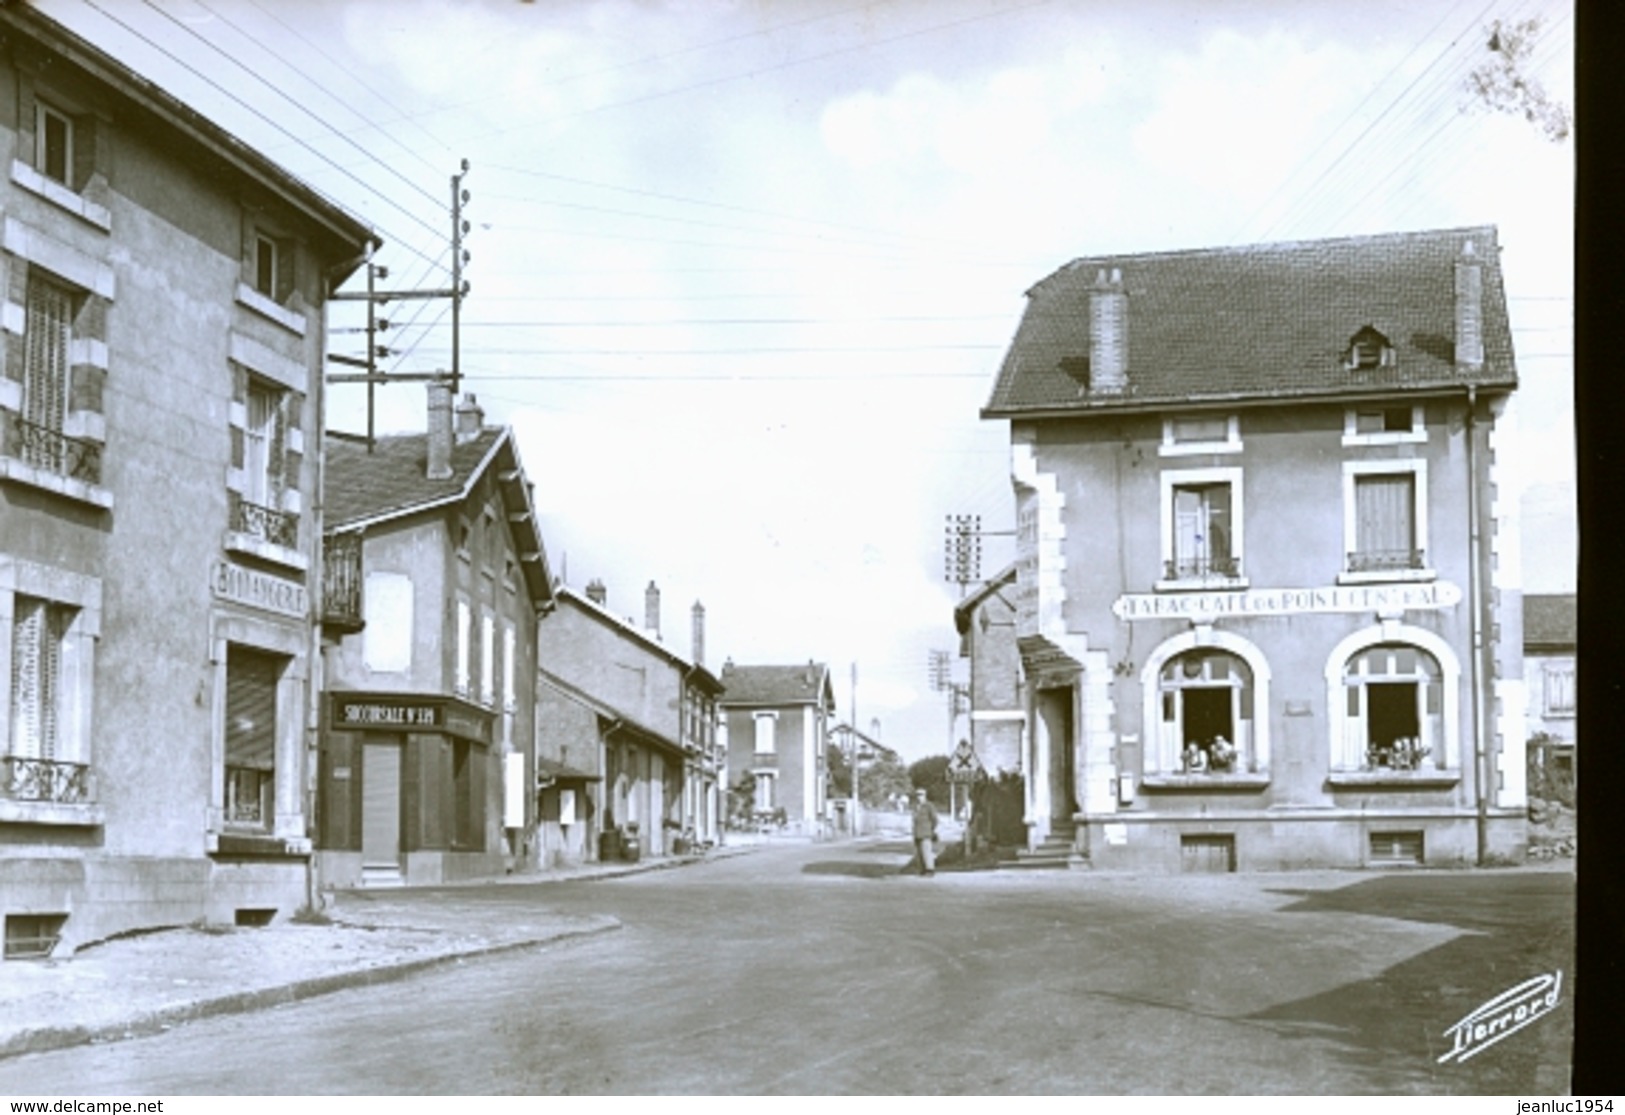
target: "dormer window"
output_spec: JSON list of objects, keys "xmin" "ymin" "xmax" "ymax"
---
[{"xmin": 1346, "ymin": 326, "xmax": 1395, "ymax": 370}]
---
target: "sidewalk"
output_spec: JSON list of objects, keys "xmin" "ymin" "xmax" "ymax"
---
[{"xmin": 0, "ymin": 849, "xmax": 744, "ymax": 1062}]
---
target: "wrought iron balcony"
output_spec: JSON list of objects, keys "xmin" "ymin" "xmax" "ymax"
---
[
  {"xmin": 3, "ymin": 414, "xmax": 102, "ymax": 485},
  {"xmin": 322, "ymin": 531, "xmax": 365, "ymax": 632},
  {"xmin": 3, "ymin": 756, "xmax": 92, "ymax": 804},
  {"xmin": 1164, "ymin": 554, "xmax": 1240, "ymax": 581},
  {"xmin": 1346, "ymin": 548, "xmax": 1425, "ymax": 573},
  {"xmin": 232, "ymin": 496, "xmax": 298, "ymax": 549}
]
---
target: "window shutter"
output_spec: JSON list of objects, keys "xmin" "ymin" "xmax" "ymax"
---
[
  {"xmin": 23, "ymin": 279, "xmax": 72, "ymax": 434},
  {"xmin": 225, "ymin": 647, "xmax": 279, "ymax": 770},
  {"xmin": 1355, "ymin": 475, "xmax": 1415, "ymax": 554}
]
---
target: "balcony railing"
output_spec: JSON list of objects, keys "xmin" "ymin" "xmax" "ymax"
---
[
  {"xmin": 1164, "ymin": 554, "xmax": 1239, "ymax": 581},
  {"xmin": 3, "ymin": 414, "xmax": 102, "ymax": 485},
  {"xmin": 1347, "ymin": 548, "xmax": 1426, "ymax": 573},
  {"xmin": 232, "ymin": 496, "xmax": 298, "ymax": 549},
  {"xmin": 322, "ymin": 532, "xmax": 365, "ymax": 631},
  {"xmin": 3, "ymin": 756, "xmax": 92, "ymax": 804}
]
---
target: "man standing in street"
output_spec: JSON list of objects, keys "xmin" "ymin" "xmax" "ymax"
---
[{"xmin": 911, "ymin": 787, "xmax": 939, "ymax": 876}]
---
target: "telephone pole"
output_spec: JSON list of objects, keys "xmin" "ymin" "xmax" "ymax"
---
[{"xmin": 327, "ymin": 160, "xmax": 473, "ymax": 449}]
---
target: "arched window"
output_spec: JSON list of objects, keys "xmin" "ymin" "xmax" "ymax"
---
[
  {"xmin": 1337, "ymin": 643, "xmax": 1445, "ymax": 771},
  {"xmin": 1157, "ymin": 650, "xmax": 1255, "ymax": 774}
]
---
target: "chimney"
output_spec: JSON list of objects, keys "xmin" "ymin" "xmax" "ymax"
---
[
  {"xmin": 454, "ymin": 393, "xmax": 484, "ymax": 444},
  {"xmin": 585, "ymin": 578, "xmax": 607, "ymax": 607},
  {"xmin": 691, "ymin": 601, "xmax": 705, "ymax": 666},
  {"xmin": 644, "ymin": 581, "xmax": 661, "ymax": 637},
  {"xmin": 1089, "ymin": 266, "xmax": 1127, "ymax": 393},
  {"xmin": 426, "ymin": 380, "xmax": 453, "ymax": 480},
  {"xmin": 1455, "ymin": 240, "xmax": 1485, "ymax": 369}
]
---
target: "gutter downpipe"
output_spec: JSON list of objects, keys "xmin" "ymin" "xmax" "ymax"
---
[{"xmin": 1467, "ymin": 384, "xmax": 1489, "ymax": 866}]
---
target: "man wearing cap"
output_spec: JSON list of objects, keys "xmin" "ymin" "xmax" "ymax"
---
[{"xmin": 910, "ymin": 787, "xmax": 940, "ymax": 876}]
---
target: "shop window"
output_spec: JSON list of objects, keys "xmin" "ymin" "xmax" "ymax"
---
[
  {"xmin": 1338, "ymin": 643, "xmax": 1444, "ymax": 771},
  {"xmin": 452, "ymin": 739, "xmax": 480, "ymax": 849},
  {"xmin": 1160, "ymin": 467, "xmax": 1243, "ymax": 585},
  {"xmin": 224, "ymin": 646, "xmax": 280, "ymax": 828},
  {"xmin": 1158, "ymin": 651, "xmax": 1256, "ymax": 774}
]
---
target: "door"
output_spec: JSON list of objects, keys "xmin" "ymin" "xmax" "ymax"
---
[
  {"xmin": 1037, "ymin": 687, "xmax": 1075, "ymax": 823},
  {"xmin": 361, "ymin": 739, "xmax": 403, "ymax": 869}
]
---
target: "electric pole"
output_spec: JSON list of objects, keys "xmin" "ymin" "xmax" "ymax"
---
[{"xmin": 327, "ymin": 160, "xmax": 473, "ymax": 448}]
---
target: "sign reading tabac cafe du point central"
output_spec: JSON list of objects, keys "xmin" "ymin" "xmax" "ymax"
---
[{"xmin": 1111, "ymin": 580, "xmax": 1462, "ymax": 622}]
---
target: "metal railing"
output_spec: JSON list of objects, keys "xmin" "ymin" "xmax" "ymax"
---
[
  {"xmin": 322, "ymin": 532, "xmax": 364, "ymax": 629},
  {"xmin": 232, "ymin": 497, "xmax": 298, "ymax": 549},
  {"xmin": 2, "ymin": 756, "xmax": 92, "ymax": 803},
  {"xmin": 4, "ymin": 414, "xmax": 102, "ymax": 485},
  {"xmin": 1164, "ymin": 554, "xmax": 1240, "ymax": 580},
  {"xmin": 224, "ymin": 765, "xmax": 272, "ymax": 825},
  {"xmin": 1347, "ymin": 548, "xmax": 1425, "ymax": 573}
]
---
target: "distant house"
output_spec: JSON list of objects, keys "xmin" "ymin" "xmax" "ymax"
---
[
  {"xmin": 317, "ymin": 386, "xmax": 554, "ymax": 888},
  {"xmin": 1523, "ymin": 594, "xmax": 1576, "ymax": 764},
  {"xmin": 536, "ymin": 582, "xmax": 722, "ymax": 861},
  {"xmin": 0, "ymin": 5, "xmax": 374, "ymax": 954},
  {"xmin": 719, "ymin": 661, "xmax": 836, "ymax": 831},
  {"xmin": 953, "ymin": 564, "xmax": 1022, "ymax": 779}
]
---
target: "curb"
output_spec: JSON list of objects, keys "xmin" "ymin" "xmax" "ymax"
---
[{"xmin": 0, "ymin": 916, "xmax": 621, "ymax": 1062}]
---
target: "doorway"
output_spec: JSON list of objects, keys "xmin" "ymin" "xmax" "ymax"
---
[{"xmin": 1037, "ymin": 687, "xmax": 1075, "ymax": 823}]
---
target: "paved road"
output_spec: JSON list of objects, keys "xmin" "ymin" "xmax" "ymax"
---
[{"xmin": 0, "ymin": 841, "xmax": 1574, "ymax": 1094}]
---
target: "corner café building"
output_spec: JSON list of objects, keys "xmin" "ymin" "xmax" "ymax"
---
[
  {"xmin": 321, "ymin": 691, "xmax": 497, "ymax": 886},
  {"xmin": 984, "ymin": 227, "xmax": 1527, "ymax": 871}
]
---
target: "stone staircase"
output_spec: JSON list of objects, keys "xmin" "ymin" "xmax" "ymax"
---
[{"xmin": 1001, "ymin": 822, "xmax": 1085, "ymax": 870}]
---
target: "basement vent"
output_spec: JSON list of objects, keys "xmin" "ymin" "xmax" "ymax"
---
[
  {"xmin": 1369, "ymin": 830, "xmax": 1425, "ymax": 865},
  {"xmin": 4, "ymin": 913, "xmax": 67, "ymax": 960},
  {"xmin": 235, "ymin": 908, "xmax": 276, "ymax": 928},
  {"xmin": 1180, "ymin": 834, "xmax": 1236, "ymax": 873}
]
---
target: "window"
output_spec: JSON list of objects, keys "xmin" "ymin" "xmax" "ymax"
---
[
  {"xmin": 224, "ymin": 646, "xmax": 280, "ymax": 828},
  {"xmin": 753, "ymin": 711, "xmax": 777, "ymax": 755},
  {"xmin": 1338, "ymin": 644, "xmax": 1444, "ymax": 772},
  {"xmin": 1345, "ymin": 325, "xmax": 1395, "ymax": 370},
  {"xmin": 1159, "ymin": 466, "xmax": 1243, "ymax": 585},
  {"xmin": 242, "ymin": 381, "xmax": 285, "ymax": 511},
  {"xmin": 35, "ymin": 103, "xmax": 73, "ymax": 187},
  {"xmin": 1543, "ymin": 661, "xmax": 1576, "ymax": 718},
  {"xmin": 1344, "ymin": 405, "xmax": 1424, "ymax": 446},
  {"xmin": 254, "ymin": 234, "xmax": 279, "ymax": 299},
  {"xmin": 1160, "ymin": 414, "xmax": 1241, "ymax": 456},
  {"xmin": 1343, "ymin": 461, "xmax": 1430, "ymax": 579},
  {"xmin": 479, "ymin": 613, "xmax": 496, "ymax": 705},
  {"xmin": 9, "ymin": 597, "xmax": 68, "ymax": 765},
  {"xmin": 1157, "ymin": 651, "xmax": 1255, "ymax": 775},
  {"xmin": 753, "ymin": 772, "xmax": 775, "ymax": 813},
  {"xmin": 14, "ymin": 276, "xmax": 86, "ymax": 481},
  {"xmin": 454, "ymin": 600, "xmax": 471, "ymax": 697}
]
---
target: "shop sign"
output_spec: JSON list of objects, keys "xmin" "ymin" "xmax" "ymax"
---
[
  {"xmin": 1111, "ymin": 580, "xmax": 1462, "ymax": 622},
  {"xmin": 334, "ymin": 698, "xmax": 442, "ymax": 729},
  {"xmin": 211, "ymin": 560, "xmax": 307, "ymax": 619}
]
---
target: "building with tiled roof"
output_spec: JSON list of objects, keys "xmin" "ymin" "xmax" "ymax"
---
[
  {"xmin": 983, "ymin": 225, "xmax": 1527, "ymax": 871},
  {"xmin": 0, "ymin": 4, "xmax": 375, "ymax": 954},
  {"xmin": 535, "ymin": 582, "xmax": 724, "ymax": 862},
  {"xmin": 719, "ymin": 661, "xmax": 836, "ymax": 831},
  {"xmin": 1523, "ymin": 593, "xmax": 1576, "ymax": 753},
  {"xmin": 315, "ymin": 385, "xmax": 556, "ymax": 887}
]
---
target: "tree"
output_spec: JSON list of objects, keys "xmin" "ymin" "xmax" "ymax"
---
[
  {"xmin": 908, "ymin": 755, "xmax": 951, "ymax": 807},
  {"xmin": 826, "ymin": 743, "xmax": 851, "ymax": 798},
  {"xmin": 1465, "ymin": 18, "xmax": 1570, "ymax": 142},
  {"xmin": 860, "ymin": 751, "xmax": 912, "ymax": 808}
]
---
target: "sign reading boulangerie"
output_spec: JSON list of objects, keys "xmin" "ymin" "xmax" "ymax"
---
[{"xmin": 212, "ymin": 559, "xmax": 308, "ymax": 618}]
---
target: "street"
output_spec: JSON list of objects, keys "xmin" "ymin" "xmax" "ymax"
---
[{"xmin": 0, "ymin": 842, "xmax": 1574, "ymax": 1095}]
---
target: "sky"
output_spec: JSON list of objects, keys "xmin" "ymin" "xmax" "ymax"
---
[{"xmin": 37, "ymin": 0, "xmax": 1575, "ymax": 762}]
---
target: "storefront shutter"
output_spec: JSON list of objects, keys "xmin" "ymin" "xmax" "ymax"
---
[{"xmin": 225, "ymin": 646, "xmax": 279, "ymax": 770}]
